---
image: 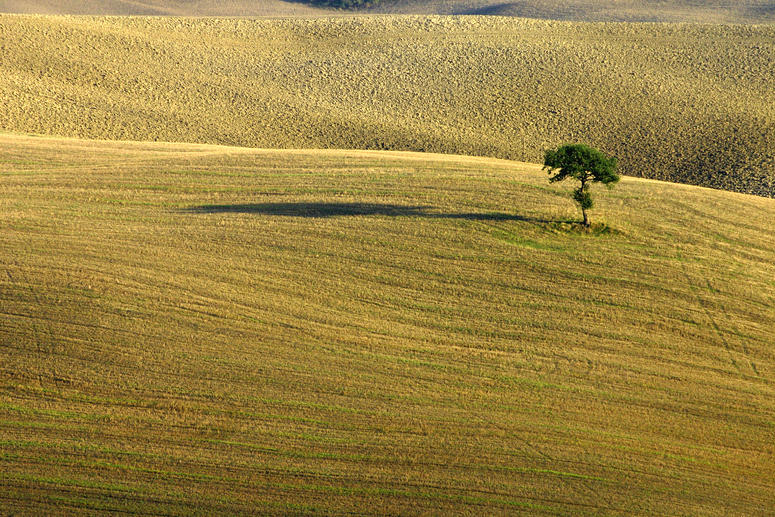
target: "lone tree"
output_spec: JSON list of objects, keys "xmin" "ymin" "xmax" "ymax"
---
[{"xmin": 543, "ymin": 144, "xmax": 619, "ymax": 227}]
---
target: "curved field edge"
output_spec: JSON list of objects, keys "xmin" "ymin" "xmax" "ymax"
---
[
  {"xmin": 0, "ymin": 15, "xmax": 773, "ymax": 197},
  {"xmin": 1, "ymin": 132, "xmax": 774, "ymax": 515}
]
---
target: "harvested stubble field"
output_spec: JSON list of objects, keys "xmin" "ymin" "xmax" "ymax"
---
[
  {"xmin": 0, "ymin": 15, "xmax": 773, "ymax": 197},
  {"xmin": 1, "ymin": 132, "xmax": 774, "ymax": 514}
]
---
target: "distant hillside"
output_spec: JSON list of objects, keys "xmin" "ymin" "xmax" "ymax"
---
[
  {"xmin": 0, "ymin": 0, "xmax": 330, "ymax": 16},
  {"xmin": 372, "ymin": 0, "xmax": 775, "ymax": 23},
  {"xmin": 1, "ymin": 15, "xmax": 773, "ymax": 196},
  {"xmin": 2, "ymin": 0, "xmax": 774, "ymax": 22},
  {"xmin": 2, "ymin": 133, "xmax": 774, "ymax": 515}
]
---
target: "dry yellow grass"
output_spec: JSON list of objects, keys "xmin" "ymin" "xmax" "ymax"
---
[
  {"xmin": 0, "ymin": 15, "xmax": 773, "ymax": 197},
  {"xmin": 1, "ymin": 132, "xmax": 774, "ymax": 514}
]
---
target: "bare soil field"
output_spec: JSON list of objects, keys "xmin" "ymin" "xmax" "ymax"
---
[
  {"xmin": 1, "ymin": 15, "xmax": 773, "ymax": 196},
  {"xmin": 1, "ymin": 132, "xmax": 774, "ymax": 514}
]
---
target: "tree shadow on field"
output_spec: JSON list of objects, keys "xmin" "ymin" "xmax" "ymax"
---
[{"xmin": 182, "ymin": 202, "xmax": 542, "ymax": 221}]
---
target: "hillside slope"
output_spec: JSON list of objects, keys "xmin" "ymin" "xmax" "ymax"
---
[
  {"xmin": 1, "ymin": 133, "xmax": 774, "ymax": 514},
  {"xmin": 372, "ymin": 0, "xmax": 775, "ymax": 23},
  {"xmin": 1, "ymin": 15, "xmax": 773, "ymax": 197},
  {"xmin": 0, "ymin": 0, "xmax": 331, "ymax": 16},
  {"xmin": 2, "ymin": 0, "xmax": 774, "ymax": 23}
]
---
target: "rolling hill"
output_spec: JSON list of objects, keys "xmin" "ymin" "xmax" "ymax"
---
[
  {"xmin": 2, "ymin": 0, "xmax": 774, "ymax": 23},
  {"xmin": 0, "ymin": 0, "xmax": 331, "ymax": 16},
  {"xmin": 1, "ymin": 132, "xmax": 774, "ymax": 514},
  {"xmin": 1, "ymin": 15, "xmax": 773, "ymax": 197},
  {"xmin": 372, "ymin": 0, "xmax": 775, "ymax": 23}
]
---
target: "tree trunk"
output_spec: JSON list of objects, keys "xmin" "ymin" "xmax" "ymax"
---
[{"xmin": 580, "ymin": 177, "xmax": 589, "ymax": 227}]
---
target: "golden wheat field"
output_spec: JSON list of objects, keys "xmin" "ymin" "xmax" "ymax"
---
[
  {"xmin": 0, "ymin": 15, "xmax": 773, "ymax": 197},
  {"xmin": 1, "ymin": 132, "xmax": 774, "ymax": 514}
]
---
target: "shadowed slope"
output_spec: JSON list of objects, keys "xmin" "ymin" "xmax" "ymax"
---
[
  {"xmin": 1, "ymin": 15, "xmax": 773, "ymax": 197},
  {"xmin": 373, "ymin": 0, "xmax": 775, "ymax": 23},
  {"xmin": 1, "ymin": 133, "xmax": 774, "ymax": 514},
  {"xmin": 2, "ymin": 0, "xmax": 774, "ymax": 22}
]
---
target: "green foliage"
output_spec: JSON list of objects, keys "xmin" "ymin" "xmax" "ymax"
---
[
  {"xmin": 544, "ymin": 144, "xmax": 619, "ymax": 186},
  {"xmin": 573, "ymin": 187, "xmax": 593, "ymax": 210},
  {"xmin": 544, "ymin": 144, "xmax": 618, "ymax": 226}
]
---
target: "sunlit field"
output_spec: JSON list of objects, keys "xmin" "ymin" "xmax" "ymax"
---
[{"xmin": 1, "ymin": 133, "xmax": 773, "ymax": 514}]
